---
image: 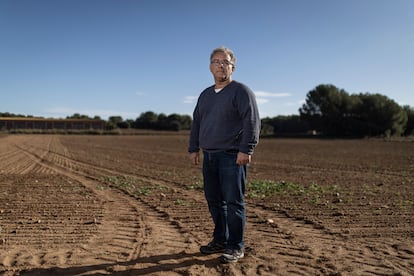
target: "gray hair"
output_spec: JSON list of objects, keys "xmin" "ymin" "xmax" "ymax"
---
[{"xmin": 210, "ymin": 46, "xmax": 236, "ymax": 65}]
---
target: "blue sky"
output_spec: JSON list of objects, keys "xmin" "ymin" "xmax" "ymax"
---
[{"xmin": 1, "ymin": 0, "xmax": 413, "ymax": 119}]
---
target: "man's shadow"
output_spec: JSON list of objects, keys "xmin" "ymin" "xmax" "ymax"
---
[{"xmin": 19, "ymin": 251, "xmax": 222, "ymax": 275}]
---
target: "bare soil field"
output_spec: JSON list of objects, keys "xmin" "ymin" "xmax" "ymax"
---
[{"xmin": 0, "ymin": 134, "xmax": 413, "ymax": 275}]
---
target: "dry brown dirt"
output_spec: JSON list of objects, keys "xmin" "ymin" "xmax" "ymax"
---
[{"xmin": 0, "ymin": 134, "xmax": 413, "ymax": 275}]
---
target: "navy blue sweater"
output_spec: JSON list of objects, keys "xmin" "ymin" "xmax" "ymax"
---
[{"xmin": 188, "ymin": 81, "xmax": 260, "ymax": 155}]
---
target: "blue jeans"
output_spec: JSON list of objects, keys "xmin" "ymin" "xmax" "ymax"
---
[{"xmin": 202, "ymin": 150, "xmax": 247, "ymax": 250}]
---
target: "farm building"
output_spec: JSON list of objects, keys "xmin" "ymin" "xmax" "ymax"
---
[{"xmin": 0, "ymin": 117, "xmax": 105, "ymax": 131}]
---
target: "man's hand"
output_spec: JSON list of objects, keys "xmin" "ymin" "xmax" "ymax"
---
[
  {"xmin": 189, "ymin": 152, "xmax": 199, "ymax": 165},
  {"xmin": 236, "ymin": 152, "xmax": 251, "ymax": 166}
]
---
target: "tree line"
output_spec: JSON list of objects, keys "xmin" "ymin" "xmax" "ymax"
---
[
  {"xmin": 262, "ymin": 84, "xmax": 413, "ymax": 137},
  {"xmin": 0, "ymin": 111, "xmax": 192, "ymax": 131},
  {"xmin": 103, "ymin": 112, "xmax": 192, "ymax": 131},
  {"xmin": 2, "ymin": 84, "xmax": 413, "ymax": 137}
]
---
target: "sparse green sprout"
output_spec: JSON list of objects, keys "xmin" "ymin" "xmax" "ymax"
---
[
  {"xmin": 135, "ymin": 186, "xmax": 152, "ymax": 196},
  {"xmin": 186, "ymin": 176, "xmax": 204, "ymax": 190},
  {"xmin": 247, "ymin": 180, "xmax": 341, "ymax": 206},
  {"xmin": 247, "ymin": 180, "xmax": 306, "ymax": 198},
  {"xmin": 175, "ymin": 199, "xmax": 185, "ymax": 205},
  {"xmin": 100, "ymin": 175, "xmax": 167, "ymax": 196},
  {"xmin": 96, "ymin": 185, "xmax": 106, "ymax": 191}
]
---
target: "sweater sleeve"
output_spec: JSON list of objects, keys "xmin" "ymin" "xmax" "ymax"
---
[
  {"xmin": 237, "ymin": 85, "xmax": 261, "ymax": 155},
  {"xmin": 188, "ymin": 100, "xmax": 201, "ymax": 153}
]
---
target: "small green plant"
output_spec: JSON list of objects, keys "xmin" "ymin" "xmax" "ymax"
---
[
  {"xmin": 247, "ymin": 180, "xmax": 305, "ymax": 198},
  {"xmin": 133, "ymin": 187, "xmax": 150, "ymax": 195},
  {"xmin": 395, "ymin": 199, "xmax": 414, "ymax": 210},
  {"xmin": 100, "ymin": 175, "xmax": 167, "ymax": 196},
  {"xmin": 96, "ymin": 185, "xmax": 106, "ymax": 191},
  {"xmin": 72, "ymin": 186, "xmax": 88, "ymax": 196},
  {"xmin": 174, "ymin": 199, "xmax": 186, "ymax": 205},
  {"xmin": 186, "ymin": 176, "xmax": 203, "ymax": 191},
  {"xmin": 101, "ymin": 175, "xmax": 138, "ymax": 191},
  {"xmin": 247, "ymin": 179, "xmax": 341, "ymax": 206},
  {"xmin": 312, "ymin": 194, "xmax": 322, "ymax": 205}
]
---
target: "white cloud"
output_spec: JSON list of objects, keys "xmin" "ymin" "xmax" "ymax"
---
[
  {"xmin": 256, "ymin": 98, "xmax": 269, "ymax": 104},
  {"xmin": 183, "ymin": 96, "xmax": 198, "ymax": 104},
  {"xmin": 136, "ymin": 92, "xmax": 145, "ymax": 96},
  {"xmin": 254, "ymin": 91, "xmax": 290, "ymax": 98},
  {"xmin": 253, "ymin": 90, "xmax": 291, "ymax": 105},
  {"xmin": 284, "ymin": 100, "xmax": 305, "ymax": 107}
]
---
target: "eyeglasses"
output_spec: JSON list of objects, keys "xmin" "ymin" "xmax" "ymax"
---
[{"xmin": 210, "ymin": 59, "xmax": 233, "ymax": 66}]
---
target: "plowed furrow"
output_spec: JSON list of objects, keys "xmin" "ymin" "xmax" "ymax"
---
[
  {"xmin": 15, "ymin": 136, "xmax": 409, "ymax": 275},
  {"xmin": 1, "ymin": 135, "xmax": 413, "ymax": 276},
  {"xmin": 1, "ymin": 135, "xmax": 205, "ymax": 275}
]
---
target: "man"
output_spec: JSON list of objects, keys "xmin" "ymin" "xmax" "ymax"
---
[{"xmin": 188, "ymin": 46, "xmax": 260, "ymax": 263}]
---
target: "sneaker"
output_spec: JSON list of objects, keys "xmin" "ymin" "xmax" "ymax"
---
[
  {"xmin": 220, "ymin": 248, "xmax": 244, "ymax": 263},
  {"xmin": 200, "ymin": 241, "xmax": 226, "ymax": 254}
]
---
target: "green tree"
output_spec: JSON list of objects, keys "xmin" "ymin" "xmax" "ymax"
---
[
  {"xmin": 403, "ymin": 105, "xmax": 414, "ymax": 135},
  {"xmin": 179, "ymin": 114, "xmax": 192, "ymax": 130},
  {"xmin": 134, "ymin": 111, "xmax": 192, "ymax": 130},
  {"xmin": 299, "ymin": 84, "xmax": 356, "ymax": 135},
  {"xmin": 109, "ymin": 116, "xmax": 129, "ymax": 129},
  {"xmin": 299, "ymin": 84, "xmax": 407, "ymax": 137},
  {"xmin": 135, "ymin": 111, "xmax": 158, "ymax": 129},
  {"xmin": 67, "ymin": 113, "xmax": 91, "ymax": 119},
  {"xmin": 165, "ymin": 113, "xmax": 192, "ymax": 131},
  {"xmin": 125, "ymin": 119, "xmax": 135, "ymax": 129},
  {"xmin": 354, "ymin": 93, "xmax": 407, "ymax": 137},
  {"xmin": 105, "ymin": 121, "xmax": 117, "ymax": 130},
  {"xmin": 260, "ymin": 119, "xmax": 275, "ymax": 136},
  {"xmin": 262, "ymin": 115, "xmax": 309, "ymax": 136},
  {"xmin": 157, "ymin": 113, "xmax": 168, "ymax": 130}
]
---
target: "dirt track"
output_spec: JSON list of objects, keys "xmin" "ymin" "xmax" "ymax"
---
[{"xmin": 0, "ymin": 135, "xmax": 413, "ymax": 275}]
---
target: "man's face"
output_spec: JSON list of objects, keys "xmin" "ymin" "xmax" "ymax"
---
[{"xmin": 210, "ymin": 52, "xmax": 234, "ymax": 82}]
